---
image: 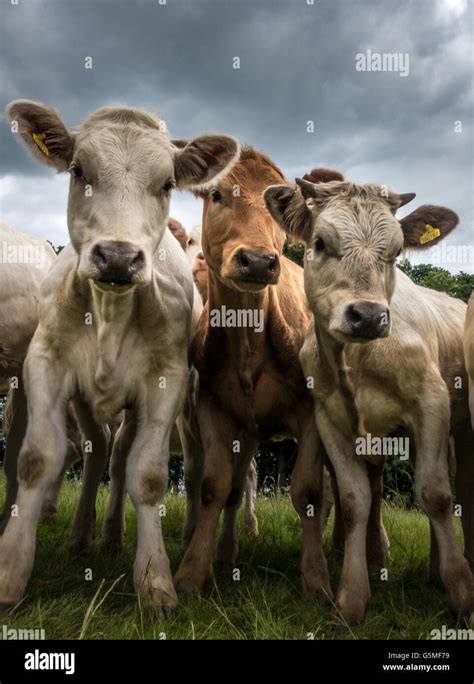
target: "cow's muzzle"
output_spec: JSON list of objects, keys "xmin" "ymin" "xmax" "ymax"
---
[
  {"xmin": 91, "ymin": 240, "xmax": 145, "ymax": 286},
  {"xmin": 344, "ymin": 301, "xmax": 390, "ymax": 340},
  {"xmin": 235, "ymin": 249, "xmax": 280, "ymax": 286}
]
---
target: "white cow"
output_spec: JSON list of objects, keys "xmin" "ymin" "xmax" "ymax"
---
[
  {"xmin": 0, "ymin": 99, "xmax": 238, "ymax": 613},
  {"xmin": 466, "ymin": 294, "xmax": 474, "ymax": 429},
  {"xmin": 0, "ymin": 223, "xmax": 56, "ymax": 527},
  {"xmin": 265, "ymin": 172, "xmax": 473, "ymax": 623}
]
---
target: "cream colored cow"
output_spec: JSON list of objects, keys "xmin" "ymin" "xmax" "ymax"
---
[
  {"xmin": 0, "ymin": 99, "xmax": 238, "ymax": 613},
  {"xmin": 265, "ymin": 173, "xmax": 473, "ymax": 623},
  {"xmin": 465, "ymin": 294, "xmax": 474, "ymax": 430},
  {"xmin": 0, "ymin": 223, "xmax": 56, "ymax": 527}
]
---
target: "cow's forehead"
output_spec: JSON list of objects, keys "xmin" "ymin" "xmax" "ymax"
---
[
  {"xmin": 74, "ymin": 122, "xmax": 175, "ymax": 177},
  {"xmin": 316, "ymin": 197, "xmax": 402, "ymax": 248}
]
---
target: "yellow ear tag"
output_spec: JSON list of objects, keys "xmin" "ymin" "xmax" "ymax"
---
[
  {"xmin": 32, "ymin": 132, "xmax": 49, "ymax": 157},
  {"xmin": 420, "ymin": 223, "xmax": 441, "ymax": 245}
]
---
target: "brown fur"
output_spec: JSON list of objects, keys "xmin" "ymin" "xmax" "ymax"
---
[
  {"xmin": 193, "ymin": 147, "xmax": 309, "ymax": 433},
  {"xmin": 303, "ymin": 168, "xmax": 345, "ymax": 184},
  {"xmin": 167, "ymin": 218, "xmax": 188, "ymax": 251},
  {"xmin": 399, "ymin": 205, "xmax": 459, "ymax": 250},
  {"xmin": 175, "ymin": 148, "xmax": 332, "ymax": 598}
]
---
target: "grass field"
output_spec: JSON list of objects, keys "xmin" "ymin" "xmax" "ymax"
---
[{"xmin": 0, "ymin": 475, "xmax": 466, "ymax": 640}]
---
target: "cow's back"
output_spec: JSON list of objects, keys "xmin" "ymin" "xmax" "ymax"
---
[
  {"xmin": 0, "ymin": 223, "xmax": 56, "ymax": 379},
  {"xmin": 465, "ymin": 294, "xmax": 474, "ymax": 428}
]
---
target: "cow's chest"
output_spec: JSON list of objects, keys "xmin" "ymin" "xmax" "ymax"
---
[
  {"xmin": 206, "ymin": 359, "xmax": 304, "ymax": 439},
  {"xmin": 68, "ymin": 326, "xmax": 155, "ymax": 423},
  {"xmin": 321, "ymin": 371, "xmax": 409, "ymax": 449}
]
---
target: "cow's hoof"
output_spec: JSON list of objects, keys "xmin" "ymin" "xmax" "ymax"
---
[
  {"xmin": 140, "ymin": 584, "xmax": 178, "ymax": 619},
  {"xmin": 303, "ymin": 577, "xmax": 333, "ymax": 606},
  {"xmin": 0, "ymin": 603, "xmax": 16, "ymax": 620},
  {"xmin": 244, "ymin": 518, "xmax": 259, "ymax": 537},
  {"xmin": 174, "ymin": 570, "xmax": 206, "ymax": 594},
  {"xmin": 41, "ymin": 504, "xmax": 58, "ymax": 522},
  {"xmin": 100, "ymin": 534, "xmax": 123, "ymax": 555},
  {"xmin": 68, "ymin": 537, "xmax": 92, "ymax": 556}
]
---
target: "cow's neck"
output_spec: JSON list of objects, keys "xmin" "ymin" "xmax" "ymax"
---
[
  {"xmin": 88, "ymin": 283, "xmax": 137, "ymax": 391},
  {"xmin": 207, "ymin": 270, "xmax": 269, "ymax": 350},
  {"xmin": 313, "ymin": 318, "xmax": 360, "ymax": 435},
  {"xmin": 207, "ymin": 270, "xmax": 269, "ymax": 394}
]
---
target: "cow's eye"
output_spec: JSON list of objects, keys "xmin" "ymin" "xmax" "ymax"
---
[
  {"xmin": 396, "ymin": 248, "xmax": 402, "ymax": 257},
  {"xmin": 187, "ymin": 238, "xmax": 195, "ymax": 247},
  {"xmin": 163, "ymin": 180, "xmax": 175, "ymax": 193},
  {"xmin": 71, "ymin": 164, "xmax": 84, "ymax": 180},
  {"xmin": 210, "ymin": 189, "xmax": 222, "ymax": 203},
  {"xmin": 315, "ymin": 237, "xmax": 326, "ymax": 252}
]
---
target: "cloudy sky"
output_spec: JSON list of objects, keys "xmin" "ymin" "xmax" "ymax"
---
[{"xmin": 0, "ymin": 0, "xmax": 472, "ymax": 272}]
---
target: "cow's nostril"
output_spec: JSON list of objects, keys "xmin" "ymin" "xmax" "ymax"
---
[
  {"xmin": 268, "ymin": 256, "xmax": 277, "ymax": 273},
  {"xmin": 347, "ymin": 306, "xmax": 362, "ymax": 324},
  {"xmin": 93, "ymin": 244, "xmax": 108, "ymax": 266},
  {"xmin": 131, "ymin": 250, "xmax": 145, "ymax": 269},
  {"xmin": 239, "ymin": 251, "xmax": 250, "ymax": 268}
]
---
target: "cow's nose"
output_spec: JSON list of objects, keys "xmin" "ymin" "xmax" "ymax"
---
[
  {"xmin": 92, "ymin": 240, "xmax": 145, "ymax": 284},
  {"xmin": 196, "ymin": 251, "xmax": 206, "ymax": 267},
  {"xmin": 345, "ymin": 301, "xmax": 390, "ymax": 339},
  {"xmin": 236, "ymin": 250, "xmax": 280, "ymax": 283}
]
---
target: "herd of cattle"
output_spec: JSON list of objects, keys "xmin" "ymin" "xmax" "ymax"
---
[{"xmin": 0, "ymin": 100, "xmax": 473, "ymax": 626}]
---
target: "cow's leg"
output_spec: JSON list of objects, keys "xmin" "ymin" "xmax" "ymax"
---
[
  {"xmin": 0, "ymin": 380, "xmax": 27, "ymax": 533},
  {"xmin": 413, "ymin": 384, "xmax": 473, "ymax": 617},
  {"xmin": 317, "ymin": 407, "xmax": 371, "ymax": 622},
  {"xmin": 320, "ymin": 466, "xmax": 334, "ymax": 539},
  {"xmin": 178, "ymin": 414, "xmax": 204, "ymax": 551},
  {"xmin": 41, "ymin": 441, "xmax": 80, "ymax": 521},
  {"xmin": 0, "ymin": 353, "xmax": 69, "ymax": 608},
  {"xmin": 174, "ymin": 395, "xmax": 234, "ymax": 593},
  {"xmin": 216, "ymin": 438, "xmax": 257, "ymax": 566},
  {"xmin": 101, "ymin": 412, "xmax": 136, "ymax": 553},
  {"xmin": 126, "ymin": 368, "xmax": 187, "ymax": 613},
  {"xmin": 277, "ymin": 452, "xmax": 287, "ymax": 494},
  {"xmin": 68, "ymin": 398, "xmax": 109, "ymax": 554},
  {"xmin": 325, "ymin": 459, "xmax": 345, "ymax": 558},
  {"xmin": 291, "ymin": 410, "xmax": 332, "ymax": 601},
  {"xmin": 366, "ymin": 462, "xmax": 386, "ymax": 576},
  {"xmin": 453, "ymin": 423, "xmax": 474, "ymax": 572},
  {"xmin": 243, "ymin": 457, "xmax": 259, "ymax": 537}
]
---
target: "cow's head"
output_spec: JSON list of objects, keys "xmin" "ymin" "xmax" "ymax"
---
[
  {"xmin": 6, "ymin": 100, "xmax": 239, "ymax": 291},
  {"xmin": 195, "ymin": 146, "xmax": 286, "ymax": 293},
  {"xmin": 264, "ymin": 171, "xmax": 459, "ymax": 344},
  {"xmin": 184, "ymin": 226, "xmax": 209, "ymax": 303}
]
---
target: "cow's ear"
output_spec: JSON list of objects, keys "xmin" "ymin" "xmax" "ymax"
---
[
  {"xmin": 174, "ymin": 134, "xmax": 239, "ymax": 190},
  {"xmin": 302, "ymin": 167, "xmax": 345, "ymax": 184},
  {"xmin": 399, "ymin": 205, "xmax": 459, "ymax": 249},
  {"xmin": 264, "ymin": 183, "xmax": 313, "ymax": 242},
  {"xmin": 6, "ymin": 100, "xmax": 75, "ymax": 172}
]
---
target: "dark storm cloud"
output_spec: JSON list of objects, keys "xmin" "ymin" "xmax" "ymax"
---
[{"xmin": 0, "ymin": 0, "xmax": 472, "ymax": 269}]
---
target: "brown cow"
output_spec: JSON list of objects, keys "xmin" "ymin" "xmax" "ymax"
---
[
  {"xmin": 174, "ymin": 147, "xmax": 332, "ymax": 598},
  {"xmin": 265, "ymin": 172, "xmax": 474, "ymax": 623}
]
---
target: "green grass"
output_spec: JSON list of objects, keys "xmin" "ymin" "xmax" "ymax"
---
[{"xmin": 0, "ymin": 476, "xmax": 465, "ymax": 640}]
